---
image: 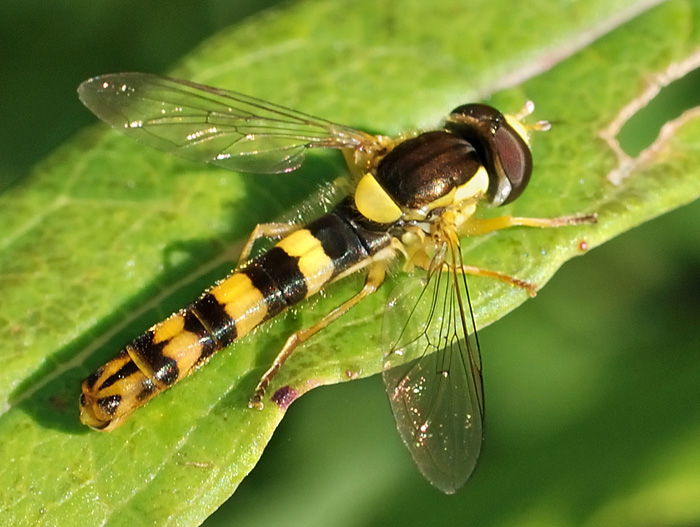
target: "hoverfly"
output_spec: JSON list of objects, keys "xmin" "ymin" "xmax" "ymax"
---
[{"xmin": 77, "ymin": 73, "xmax": 596, "ymax": 493}]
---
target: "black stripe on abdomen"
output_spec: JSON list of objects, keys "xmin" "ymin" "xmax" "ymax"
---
[
  {"xmin": 191, "ymin": 292, "xmax": 238, "ymax": 348},
  {"xmin": 305, "ymin": 211, "xmax": 370, "ymax": 278},
  {"xmin": 250, "ymin": 247, "xmax": 307, "ymax": 306}
]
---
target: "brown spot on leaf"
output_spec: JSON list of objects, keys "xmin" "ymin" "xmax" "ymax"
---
[{"xmin": 272, "ymin": 386, "xmax": 298, "ymax": 410}]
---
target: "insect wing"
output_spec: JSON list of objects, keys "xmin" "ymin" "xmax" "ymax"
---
[
  {"xmin": 382, "ymin": 245, "xmax": 484, "ymax": 494},
  {"xmin": 78, "ymin": 73, "xmax": 377, "ymax": 174}
]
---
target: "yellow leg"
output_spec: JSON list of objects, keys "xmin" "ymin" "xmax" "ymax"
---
[
  {"xmin": 249, "ymin": 261, "xmax": 387, "ymax": 409},
  {"xmin": 239, "ymin": 222, "xmax": 299, "ymax": 266},
  {"xmin": 453, "ymin": 264, "xmax": 538, "ymax": 297},
  {"xmin": 454, "ymin": 212, "xmax": 596, "ymax": 295},
  {"xmin": 460, "ymin": 213, "xmax": 597, "ymax": 237},
  {"xmin": 404, "ymin": 231, "xmax": 537, "ymax": 295}
]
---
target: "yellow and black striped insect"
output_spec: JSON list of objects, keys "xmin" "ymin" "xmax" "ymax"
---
[{"xmin": 77, "ymin": 73, "xmax": 595, "ymax": 493}]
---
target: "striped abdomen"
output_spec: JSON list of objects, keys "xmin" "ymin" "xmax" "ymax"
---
[{"xmin": 79, "ymin": 198, "xmax": 391, "ymax": 430}]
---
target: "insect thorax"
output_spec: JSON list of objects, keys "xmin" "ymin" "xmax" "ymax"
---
[
  {"xmin": 354, "ymin": 130, "xmax": 489, "ymax": 226},
  {"xmin": 353, "ymin": 103, "xmax": 536, "ymax": 227}
]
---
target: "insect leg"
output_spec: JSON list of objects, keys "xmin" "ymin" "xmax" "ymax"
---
[
  {"xmin": 239, "ymin": 222, "xmax": 299, "ymax": 265},
  {"xmin": 446, "ymin": 213, "xmax": 596, "ymax": 296},
  {"xmin": 249, "ymin": 261, "xmax": 387, "ymax": 409},
  {"xmin": 404, "ymin": 234, "xmax": 538, "ymax": 295},
  {"xmin": 459, "ymin": 213, "xmax": 597, "ymax": 237},
  {"xmin": 452, "ymin": 264, "xmax": 538, "ymax": 296}
]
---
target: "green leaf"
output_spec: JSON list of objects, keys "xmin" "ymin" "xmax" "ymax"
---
[{"xmin": 2, "ymin": 0, "xmax": 699, "ymax": 526}]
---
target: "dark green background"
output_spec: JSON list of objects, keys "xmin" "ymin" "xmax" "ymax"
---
[{"xmin": 2, "ymin": 1, "xmax": 699, "ymax": 525}]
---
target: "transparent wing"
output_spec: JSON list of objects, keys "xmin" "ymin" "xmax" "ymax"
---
[
  {"xmin": 78, "ymin": 72, "xmax": 378, "ymax": 174},
  {"xmin": 382, "ymin": 241, "xmax": 484, "ymax": 494}
]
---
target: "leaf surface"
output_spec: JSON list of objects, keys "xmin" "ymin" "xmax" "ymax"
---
[{"xmin": 2, "ymin": 0, "xmax": 699, "ymax": 526}]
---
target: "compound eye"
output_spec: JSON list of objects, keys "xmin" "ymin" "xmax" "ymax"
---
[
  {"xmin": 446, "ymin": 103, "xmax": 534, "ymax": 206},
  {"xmin": 449, "ymin": 103, "xmax": 501, "ymax": 131},
  {"xmin": 493, "ymin": 124, "xmax": 532, "ymax": 205}
]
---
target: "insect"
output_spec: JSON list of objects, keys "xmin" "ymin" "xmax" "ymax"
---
[{"xmin": 77, "ymin": 73, "xmax": 596, "ymax": 493}]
